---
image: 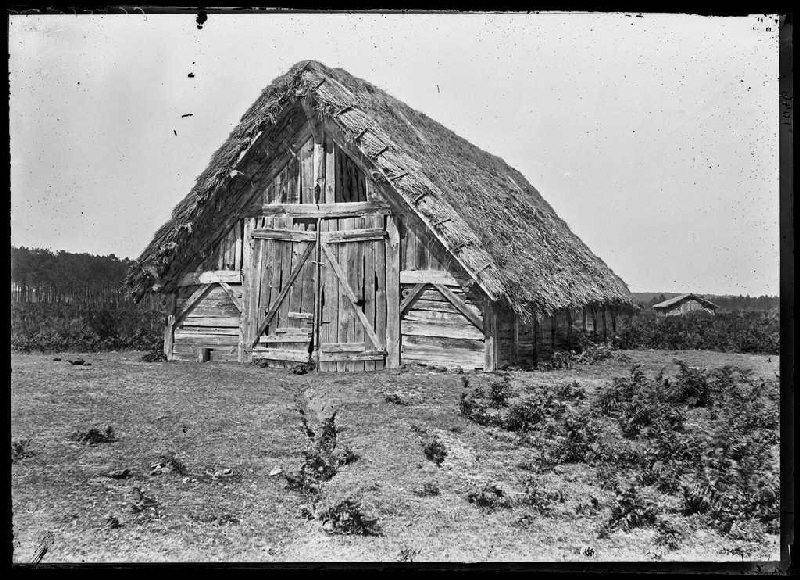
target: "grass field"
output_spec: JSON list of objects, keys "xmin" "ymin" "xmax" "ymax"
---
[{"xmin": 11, "ymin": 349, "xmax": 780, "ymax": 562}]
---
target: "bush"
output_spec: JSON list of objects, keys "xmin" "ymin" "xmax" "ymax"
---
[
  {"xmin": 422, "ymin": 436, "xmax": 447, "ymax": 466},
  {"xmin": 384, "ymin": 393, "xmax": 409, "ymax": 405},
  {"xmin": 413, "ymin": 481, "xmax": 441, "ymax": 497},
  {"xmin": 608, "ymin": 485, "xmax": 659, "ymax": 531},
  {"xmin": 11, "ymin": 438, "xmax": 35, "ymax": 462},
  {"xmin": 460, "ymin": 387, "xmax": 501, "ymax": 427},
  {"xmin": 318, "ymin": 498, "xmax": 382, "ymax": 536},
  {"xmin": 70, "ymin": 426, "xmax": 117, "ymax": 444},
  {"xmin": 284, "ymin": 398, "xmax": 359, "ymax": 495},
  {"xmin": 573, "ymin": 342, "xmax": 615, "ymax": 364},
  {"xmin": 653, "ymin": 516, "xmax": 689, "ymax": 550},
  {"xmin": 520, "ymin": 475, "xmax": 563, "ymax": 514},
  {"xmin": 489, "ymin": 375, "xmax": 514, "ymax": 407},
  {"xmin": 11, "ymin": 301, "xmax": 165, "ymax": 353},
  {"xmin": 504, "ymin": 394, "xmax": 548, "ymax": 432},
  {"xmin": 611, "ymin": 310, "xmax": 778, "ymax": 355},
  {"xmin": 467, "ymin": 484, "xmax": 513, "ymax": 510},
  {"xmin": 552, "ymin": 410, "xmax": 603, "ymax": 464}
]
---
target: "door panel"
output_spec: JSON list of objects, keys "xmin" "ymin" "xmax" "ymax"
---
[
  {"xmin": 251, "ymin": 217, "xmax": 317, "ymax": 367},
  {"xmin": 249, "ymin": 210, "xmax": 387, "ymax": 371}
]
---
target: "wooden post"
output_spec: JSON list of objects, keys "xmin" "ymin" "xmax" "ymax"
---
[
  {"xmin": 312, "ymin": 126, "xmax": 325, "ymax": 204},
  {"xmin": 324, "ymin": 135, "xmax": 336, "ymax": 203},
  {"xmin": 163, "ymin": 316, "xmax": 175, "ymax": 360},
  {"xmin": 313, "ymin": 218, "xmax": 322, "ymax": 371},
  {"xmin": 513, "ymin": 314, "xmax": 520, "ymax": 366},
  {"xmin": 532, "ymin": 316, "xmax": 539, "ymax": 367},
  {"xmin": 240, "ymin": 218, "xmax": 255, "ymax": 363},
  {"xmin": 602, "ymin": 307, "xmax": 608, "ymax": 341},
  {"xmin": 484, "ymin": 300, "xmax": 498, "ymax": 372},
  {"xmin": 385, "ymin": 214, "xmax": 401, "ymax": 368},
  {"xmin": 163, "ymin": 293, "xmax": 176, "ymax": 360}
]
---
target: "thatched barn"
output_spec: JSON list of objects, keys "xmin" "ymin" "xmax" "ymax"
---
[
  {"xmin": 126, "ymin": 60, "xmax": 632, "ymax": 371},
  {"xmin": 653, "ymin": 293, "xmax": 717, "ymax": 316}
]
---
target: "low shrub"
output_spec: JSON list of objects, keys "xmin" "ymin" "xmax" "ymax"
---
[
  {"xmin": 284, "ymin": 397, "xmax": 359, "ymax": 495},
  {"xmin": 318, "ymin": 498, "xmax": 382, "ymax": 536},
  {"xmin": 504, "ymin": 394, "xmax": 548, "ymax": 432},
  {"xmin": 467, "ymin": 484, "xmax": 513, "ymax": 510},
  {"xmin": 11, "ymin": 438, "xmax": 35, "ymax": 462},
  {"xmin": 413, "ymin": 481, "xmax": 441, "ymax": 497},
  {"xmin": 422, "ymin": 436, "xmax": 447, "ymax": 466},
  {"xmin": 608, "ymin": 485, "xmax": 659, "ymax": 532},
  {"xmin": 70, "ymin": 426, "xmax": 117, "ymax": 445},
  {"xmin": 384, "ymin": 393, "xmax": 409, "ymax": 406},
  {"xmin": 520, "ymin": 475, "xmax": 563, "ymax": 515},
  {"xmin": 489, "ymin": 375, "xmax": 514, "ymax": 407},
  {"xmin": 611, "ymin": 310, "xmax": 778, "ymax": 355},
  {"xmin": 150, "ymin": 452, "xmax": 187, "ymax": 476},
  {"xmin": 551, "ymin": 410, "xmax": 603, "ymax": 464},
  {"xmin": 653, "ymin": 516, "xmax": 689, "ymax": 550}
]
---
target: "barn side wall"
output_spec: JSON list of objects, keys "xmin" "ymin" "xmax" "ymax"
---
[
  {"xmin": 496, "ymin": 305, "xmax": 616, "ymax": 368},
  {"xmin": 398, "ymin": 223, "xmax": 486, "ymax": 370}
]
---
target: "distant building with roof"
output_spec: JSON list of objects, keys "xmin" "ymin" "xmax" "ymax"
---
[{"xmin": 652, "ymin": 293, "xmax": 718, "ymax": 316}]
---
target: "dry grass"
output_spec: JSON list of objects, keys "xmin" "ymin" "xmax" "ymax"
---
[{"xmin": 11, "ymin": 349, "xmax": 779, "ymax": 562}]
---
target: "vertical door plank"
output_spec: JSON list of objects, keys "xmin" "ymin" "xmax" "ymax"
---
[
  {"xmin": 278, "ymin": 216, "xmax": 293, "ymax": 333},
  {"xmin": 267, "ymin": 217, "xmax": 283, "ymax": 336},
  {"xmin": 363, "ymin": 215, "xmax": 377, "ymax": 371},
  {"xmin": 373, "ymin": 214, "xmax": 387, "ymax": 370},
  {"xmin": 385, "ymin": 214, "xmax": 401, "ymax": 368},
  {"xmin": 324, "ymin": 136, "xmax": 336, "ymax": 204},
  {"xmin": 351, "ymin": 216, "xmax": 365, "ymax": 371},
  {"xmin": 319, "ymin": 218, "xmax": 335, "ymax": 371},
  {"xmin": 241, "ymin": 218, "xmax": 255, "ymax": 356}
]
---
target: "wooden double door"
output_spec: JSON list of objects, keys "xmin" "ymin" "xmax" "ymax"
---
[{"xmin": 248, "ymin": 209, "xmax": 389, "ymax": 371}]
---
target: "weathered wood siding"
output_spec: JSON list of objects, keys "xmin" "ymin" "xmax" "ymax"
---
[
  {"xmin": 171, "ymin": 284, "xmax": 243, "ymax": 361},
  {"xmin": 200, "ymin": 219, "xmax": 246, "ymax": 272},
  {"xmin": 399, "ymin": 224, "xmax": 485, "ymax": 370}
]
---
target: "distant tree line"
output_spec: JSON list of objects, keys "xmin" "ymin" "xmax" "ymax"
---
[
  {"xmin": 10, "ymin": 246, "xmax": 161, "ymax": 308},
  {"xmin": 10, "ymin": 247, "xmax": 164, "ymax": 352}
]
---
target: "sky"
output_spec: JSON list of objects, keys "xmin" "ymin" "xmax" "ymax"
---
[{"xmin": 9, "ymin": 12, "xmax": 780, "ymax": 295}]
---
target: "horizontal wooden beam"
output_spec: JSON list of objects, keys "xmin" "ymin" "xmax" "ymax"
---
[
  {"xmin": 251, "ymin": 228, "xmax": 317, "ymax": 242},
  {"xmin": 177, "ymin": 270, "xmax": 241, "ymax": 287},
  {"xmin": 254, "ymin": 201, "xmax": 390, "ymax": 219},
  {"xmin": 322, "ymin": 229, "xmax": 387, "ymax": 244},
  {"xmin": 320, "ymin": 342, "xmax": 373, "ymax": 353},
  {"xmin": 400, "ymin": 269, "xmax": 459, "ymax": 287},
  {"xmin": 251, "ymin": 348, "xmax": 310, "ymax": 362},
  {"xmin": 319, "ymin": 351, "xmax": 386, "ymax": 362},
  {"xmin": 179, "ymin": 316, "xmax": 241, "ymax": 328},
  {"xmin": 259, "ymin": 336, "xmax": 311, "ymax": 344}
]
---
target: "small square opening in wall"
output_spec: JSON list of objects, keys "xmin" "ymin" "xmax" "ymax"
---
[{"xmin": 198, "ymin": 348, "xmax": 212, "ymax": 362}]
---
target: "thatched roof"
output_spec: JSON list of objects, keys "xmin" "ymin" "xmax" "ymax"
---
[
  {"xmin": 126, "ymin": 60, "xmax": 632, "ymax": 318},
  {"xmin": 653, "ymin": 293, "xmax": 718, "ymax": 311}
]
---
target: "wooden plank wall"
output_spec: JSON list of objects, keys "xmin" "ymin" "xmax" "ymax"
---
[
  {"xmin": 201, "ymin": 219, "xmax": 246, "ymax": 272},
  {"xmin": 399, "ymin": 224, "xmax": 484, "ymax": 370},
  {"xmin": 172, "ymin": 284, "xmax": 243, "ymax": 361},
  {"xmin": 505, "ymin": 305, "xmax": 614, "ymax": 367},
  {"xmin": 335, "ymin": 145, "xmax": 367, "ymax": 203},
  {"xmin": 249, "ymin": 215, "xmax": 318, "ymax": 369},
  {"xmin": 259, "ymin": 136, "xmax": 366, "ymax": 206}
]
